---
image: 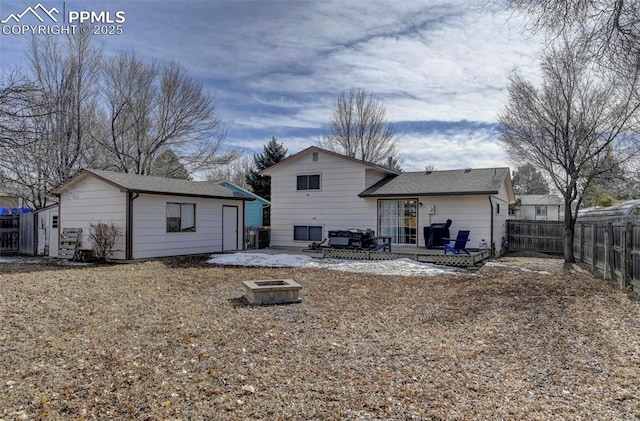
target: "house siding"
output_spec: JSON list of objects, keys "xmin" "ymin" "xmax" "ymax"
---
[
  {"xmin": 269, "ymin": 150, "xmax": 385, "ymax": 247},
  {"xmin": 58, "ymin": 176, "xmax": 127, "ymax": 260},
  {"xmin": 131, "ymin": 194, "xmax": 244, "ymax": 259},
  {"xmin": 414, "ymin": 180, "xmax": 511, "ymax": 255}
]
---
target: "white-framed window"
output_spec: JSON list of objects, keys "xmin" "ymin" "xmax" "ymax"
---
[
  {"xmin": 167, "ymin": 202, "xmax": 196, "ymax": 232},
  {"xmin": 535, "ymin": 205, "xmax": 547, "ymax": 217},
  {"xmin": 296, "ymin": 174, "xmax": 320, "ymax": 191},
  {"xmin": 293, "ymin": 225, "xmax": 322, "ymax": 241}
]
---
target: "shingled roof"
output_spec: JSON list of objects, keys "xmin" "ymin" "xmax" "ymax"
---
[
  {"xmin": 52, "ymin": 169, "xmax": 252, "ymax": 200},
  {"xmin": 359, "ymin": 167, "xmax": 513, "ymax": 198}
]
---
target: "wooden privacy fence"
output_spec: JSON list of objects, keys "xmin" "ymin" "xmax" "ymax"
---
[
  {"xmin": 506, "ymin": 220, "xmax": 564, "ymax": 254},
  {"xmin": 574, "ymin": 218, "xmax": 640, "ymax": 291}
]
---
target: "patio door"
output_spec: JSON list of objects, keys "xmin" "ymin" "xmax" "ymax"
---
[{"xmin": 377, "ymin": 199, "xmax": 417, "ymax": 245}]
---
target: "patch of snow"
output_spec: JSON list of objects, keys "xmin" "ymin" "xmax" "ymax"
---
[
  {"xmin": 208, "ymin": 253, "xmax": 457, "ymax": 276},
  {"xmin": 207, "ymin": 252, "xmax": 314, "ymax": 268},
  {"xmin": 0, "ymin": 256, "xmax": 46, "ymax": 264}
]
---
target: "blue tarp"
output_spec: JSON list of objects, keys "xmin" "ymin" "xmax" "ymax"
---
[{"xmin": 0, "ymin": 207, "xmax": 31, "ymax": 215}]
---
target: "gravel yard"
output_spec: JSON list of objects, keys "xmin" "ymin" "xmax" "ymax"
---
[{"xmin": 1, "ymin": 255, "xmax": 640, "ymax": 420}]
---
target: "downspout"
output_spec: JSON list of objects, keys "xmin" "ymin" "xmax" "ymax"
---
[
  {"xmin": 126, "ymin": 192, "xmax": 139, "ymax": 260},
  {"xmin": 488, "ymin": 196, "xmax": 495, "ymax": 258},
  {"xmin": 242, "ymin": 201, "xmax": 247, "ymax": 250}
]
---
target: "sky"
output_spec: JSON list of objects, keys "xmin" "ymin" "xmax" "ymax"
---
[{"xmin": 0, "ymin": 0, "xmax": 543, "ymax": 172}]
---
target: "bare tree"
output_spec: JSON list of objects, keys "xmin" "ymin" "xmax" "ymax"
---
[
  {"xmin": 318, "ymin": 87, "xmax": 398, "ymax": 166},
  {"xmin": 498, "ymin": 38, "xmax": 640, "ymax": 264},
  {"xmin": 206, "ymin": 155, "xmax": 253, "ymax": 189},
  {"xmin": 0, "ymin": 71, "xmax": 41, "ymax": 147},
  {"xmin": 508, "ymin": 0, "xmax": 640, "ymax": 73},
  {"xmin": 101, "ymin": 53, "xmax": 239, "ymax": 176},
  {"xmin": 0, "ymin": 33, "xmax": 102, "ymax": 209}
]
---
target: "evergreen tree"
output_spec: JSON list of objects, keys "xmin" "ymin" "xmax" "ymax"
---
[
  {"xmin": 151, "ymin": 149, "xmax": 190, "ymax": 179},
  {"xmin": 246, "ymin": 137, "xmax": 287, "ymax": 202},
  {"xmin": 512, "ymin": 163, "xmax": 549, "ymax": 195}
]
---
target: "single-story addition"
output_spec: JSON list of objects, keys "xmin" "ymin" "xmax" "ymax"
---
[
  {"xmin": 215, "ymin": 181, "xmax": 270, "ymax": 227},
  {"xmin": 51, "ymin": 169, "xmax": 252, "ymax": 260},
  {"xmin": 260, "ymin": 146, "xmax": 515, "ymax": 256},
  {"xmin": 511, "ymin": 194, "xmax": 564, "ymax": 221}
]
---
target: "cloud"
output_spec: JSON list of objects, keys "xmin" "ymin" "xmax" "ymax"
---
[
  {"xmin": 395, "ymin": 121, "xmax": 510, "ymax": 171},
  {"xmin": 0, "ymin": 0, "xmax": 540, "ymax": 173}
]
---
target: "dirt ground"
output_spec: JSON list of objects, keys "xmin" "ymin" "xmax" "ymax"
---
[{"xmin": 1, "ymin": 255, "xmax": 639, "ymax": 420}]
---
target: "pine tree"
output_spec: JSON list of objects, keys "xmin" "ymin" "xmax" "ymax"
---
[
  {"xmin": 246, "ymin": 137, "xmax": 287, "ymax": 202},
  {"xmin": 512, "ymin": 163, "xmax": 549, "ymax": 195},
  {"xmin": 151, "ymin": 149, "xmax": 190, "ymax": 179}
]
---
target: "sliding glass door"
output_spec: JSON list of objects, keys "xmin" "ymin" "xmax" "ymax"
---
[{"xmin": 377, "ymin": 199, "xmax": 417, "ymax": 245}]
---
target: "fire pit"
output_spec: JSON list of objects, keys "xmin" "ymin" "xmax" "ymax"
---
[{"xmin": 242, "ymin": 279, "xmax": 302, "ymax": 305}]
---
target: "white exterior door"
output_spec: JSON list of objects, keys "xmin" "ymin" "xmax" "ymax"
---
[
  {"xmin": 49, "ymin": 210, "xmax": 59, "ymax": 257},
  {"xmin": 222, "ymin": 205, "xmax": 238, "ymax": 251}
]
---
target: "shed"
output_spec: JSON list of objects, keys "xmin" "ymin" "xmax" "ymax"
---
[{"xmin": 51, "ymin": 169, "xmax": 252, "ymax": 260}]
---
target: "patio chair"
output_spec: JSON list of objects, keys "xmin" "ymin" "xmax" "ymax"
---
[{"xmin": 443, "ymin": 230, "xmax": 470, "ymax": 255}]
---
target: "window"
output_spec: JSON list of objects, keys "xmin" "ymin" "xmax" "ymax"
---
[
  {"xmin": 496, "ymin": 203, "xmax": 500, "ymax": 214},
  {"xmin": 536, "ymin": 205, "xmax": 547, "ymax": 217},
  {"xmin": 293, "ymin": 225, "xmax": 322, "ymax": 241},
  {"xmin": 51, "ymin": 215, "xmax": 59, "ymax": 229},
  {"xmin": 167, "ymin": 203, "xmax": 196, "ymax": 232},
  {"xmin": 312, "ymin": 152, "xmax": 319, "ymax": 162},
  {"xmin": 296, "ymin": 174, "xmax": 320, "ymax": 190}
]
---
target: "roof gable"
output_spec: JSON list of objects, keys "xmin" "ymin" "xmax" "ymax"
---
[
  {"xmin": 360, "ymin": 167, "xmax": 514, "ymax": 200},
  {"xmin": 52, "ymin": 169, "xmax": 251, "ymax": 200},
  {"xmin": 259, "ymin": 146, "xmax": 400, "ymax": 176}
]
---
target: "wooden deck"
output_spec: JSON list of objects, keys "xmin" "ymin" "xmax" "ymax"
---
[{"xmin": 322, "ymin": 246, "xmax": 491, "ymax": 268}]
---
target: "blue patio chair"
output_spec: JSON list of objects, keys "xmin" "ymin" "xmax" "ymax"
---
[{"xmin": 443, "ymin": 230, "xmax": 471, "ymax": 255}]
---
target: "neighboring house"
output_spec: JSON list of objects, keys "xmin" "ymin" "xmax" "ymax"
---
[
  {"xmin": 215, "ymin": 181, "xmax": 270, "ymax": 227},
  {"xmin": 260, "ymin": 146, "xmax": 515, "ymax": 255},
  {"xmin": 512, "ymin": 195, "xmax": 564, "ymax": 221},
  {"xmin": 51, "ymin": 169, "xmax": 252, "ymax": 260}
]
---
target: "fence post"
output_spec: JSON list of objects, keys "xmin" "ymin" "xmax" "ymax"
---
[
  {"xmin": 607, "ymin": 223, "xmax": 615, "ymax": 282},
  {"xmin": 579, "ymin": 222, "xmax": 585, "ymax": 261},
  {"xmin": 591, "ymin": 223, "xmax": 597, "ymax": 272},
  {"xmin": 623, "ymin": 222, "xmax": 633, "ymax": 289}
]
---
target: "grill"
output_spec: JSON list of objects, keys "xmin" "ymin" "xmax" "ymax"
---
[
  {"xmin": 328, "ymin": 229, "xmax": 376, "ymax": 249},
  {"xmin": 424, "ymin": 219, "xmax": 452, "ymax": 248}
]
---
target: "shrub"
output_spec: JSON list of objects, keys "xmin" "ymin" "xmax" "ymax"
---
[{"xmin": 88, "ymin": 222, "xmax": 121, "ymax": 261}]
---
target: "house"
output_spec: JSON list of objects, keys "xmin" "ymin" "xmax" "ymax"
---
[
  {"xmin": 260, "ymin": 146, "xmax": 515, "ymax": 255},
  {"xmin": 512, "ymin": 195, "xmax": 564, "ymax": 221},
  {"xmin": 215, "ymin": 181, "xmax": 270, "ymax": 227},
  {"xmin": 51, "ymin": 169, "xmax": 252, "ymax": 260}
]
